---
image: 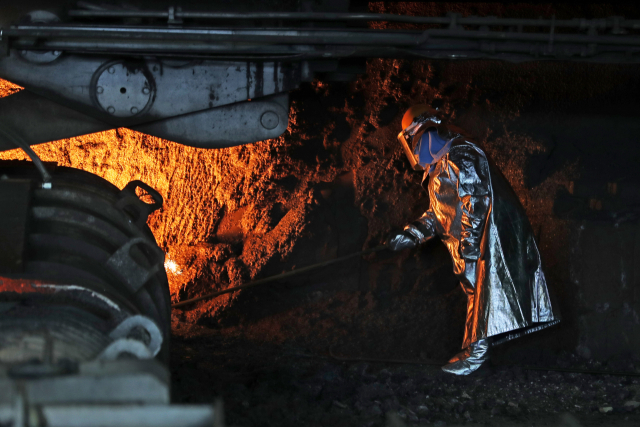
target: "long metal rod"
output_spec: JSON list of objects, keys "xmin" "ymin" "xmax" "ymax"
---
[
  {"xmin": 9, "ymin": 39, "xmax": 321, "ymax": 54},
  {"xmin": 8, "ymin": 25, "xmax": 640, "ymax": 47},
  {"xmin": 9, "ymin": 42, "xmax": 638, "ymax": 64},
  {"xmin": 67, "ymin": 10, "xmax": 640, "ymax": 31},
  {"xmin": 40, "ymin": 49, "xmax": 636, "ymax": 65},
  {"xmin": 6, "ymin": 25, "xmax": 425, "ymax": 45},
  {"xmin": 171, "ymin": 245, "xmax": 387, "ymax": 308}
]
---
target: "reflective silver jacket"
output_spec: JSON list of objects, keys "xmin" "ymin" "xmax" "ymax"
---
[{"xmin": 406, "ymin": 139, "xmax": 558, "ymax": 348}]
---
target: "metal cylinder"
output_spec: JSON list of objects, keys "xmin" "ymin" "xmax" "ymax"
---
[{"xmin": 0, "ymin": 163, "xmax": 171, "ymax": 365}]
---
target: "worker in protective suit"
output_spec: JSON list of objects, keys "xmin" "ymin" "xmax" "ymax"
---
[{"xmin": 389, "ymin": 105, "xmax": 559, "ymax": 375}]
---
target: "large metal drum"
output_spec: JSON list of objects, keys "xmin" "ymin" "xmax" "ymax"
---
[{"xmin": 0, "ymin": 163, "xmax": 171, "ymax": 364}]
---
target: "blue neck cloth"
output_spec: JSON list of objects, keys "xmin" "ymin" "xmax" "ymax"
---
[{"xmin": 413, "ymin": 129, "xmax": 452, "ymax": 172}]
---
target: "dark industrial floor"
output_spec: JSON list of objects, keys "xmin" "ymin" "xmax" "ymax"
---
[{"xmin": 170, "ymin": 331, "xmax": 640, "ymax": 427}]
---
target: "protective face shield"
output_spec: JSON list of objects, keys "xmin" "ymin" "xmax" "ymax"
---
[{"xmin": 397, "ymin": 112, "xmax": 450, "ymax": 172}]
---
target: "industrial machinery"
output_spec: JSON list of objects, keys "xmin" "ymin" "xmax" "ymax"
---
[
  {"xmin": 1, "ymin": 1, "xmax": 640, "ymax": 425},
  {"xmin": 1, "ymin": 2, "xmax": 640, "ymax": 150},
  {"xmin": 0, "ymin": 162, "xmax": 217, "ymax": 426}
]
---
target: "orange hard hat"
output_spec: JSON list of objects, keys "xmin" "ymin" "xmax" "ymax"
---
[{"xmin": 401, "ymin": 104, "xmax": 436, "ymax": 130}]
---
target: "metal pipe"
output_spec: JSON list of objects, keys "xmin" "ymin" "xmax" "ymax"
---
[
  {"xmin": 6, "ymin": 25, "xmax": 423, "ymax": 46},
  {"xmin": 71, "ymin": 10, "xmax": 168, "ymax": 19},
  {"xmin": 8, "ymin": 40, "xmax": 638, "ymax": 63},
  {"xmin": 9, "ymin": 44, "xmax": 637, "ymax": 64},
  {"xmin": 66, "ymin": 10, "xmax": 640, "ymax": 30},
  {"xmin": 10, "ymin": 39, "xmax": 318, "ymax": 54},
  {"xmin": 8, "ymin": 25, "xmax": 640, "ymax": 47},
  {"xmin": 429, "ymin": 28, "xmax": 640, "ymax": 46}
]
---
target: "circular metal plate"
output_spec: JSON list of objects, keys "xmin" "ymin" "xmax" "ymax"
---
[{"xmin": 94, "ymin": 63, "xmax": 153, "ymax": 117}]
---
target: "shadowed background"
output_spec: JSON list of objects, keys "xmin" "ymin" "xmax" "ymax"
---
[{"xmin": 1, "ymin": 2, "xmax": 640, "ymax": 369}]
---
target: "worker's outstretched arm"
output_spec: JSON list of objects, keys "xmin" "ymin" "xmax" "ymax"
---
[{"xmin": 388, "ymin": 209, "xmax": 437, "ymax": 251}]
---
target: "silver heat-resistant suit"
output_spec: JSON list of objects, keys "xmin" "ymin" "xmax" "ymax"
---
[{"xmin": 401, "ymin": 136, "xmax": 559, "ymax": 351}]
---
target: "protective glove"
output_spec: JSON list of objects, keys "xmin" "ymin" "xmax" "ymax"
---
[{"xmin": 387, "ymin": 230, "xmax": 419, "ymax": 251}]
